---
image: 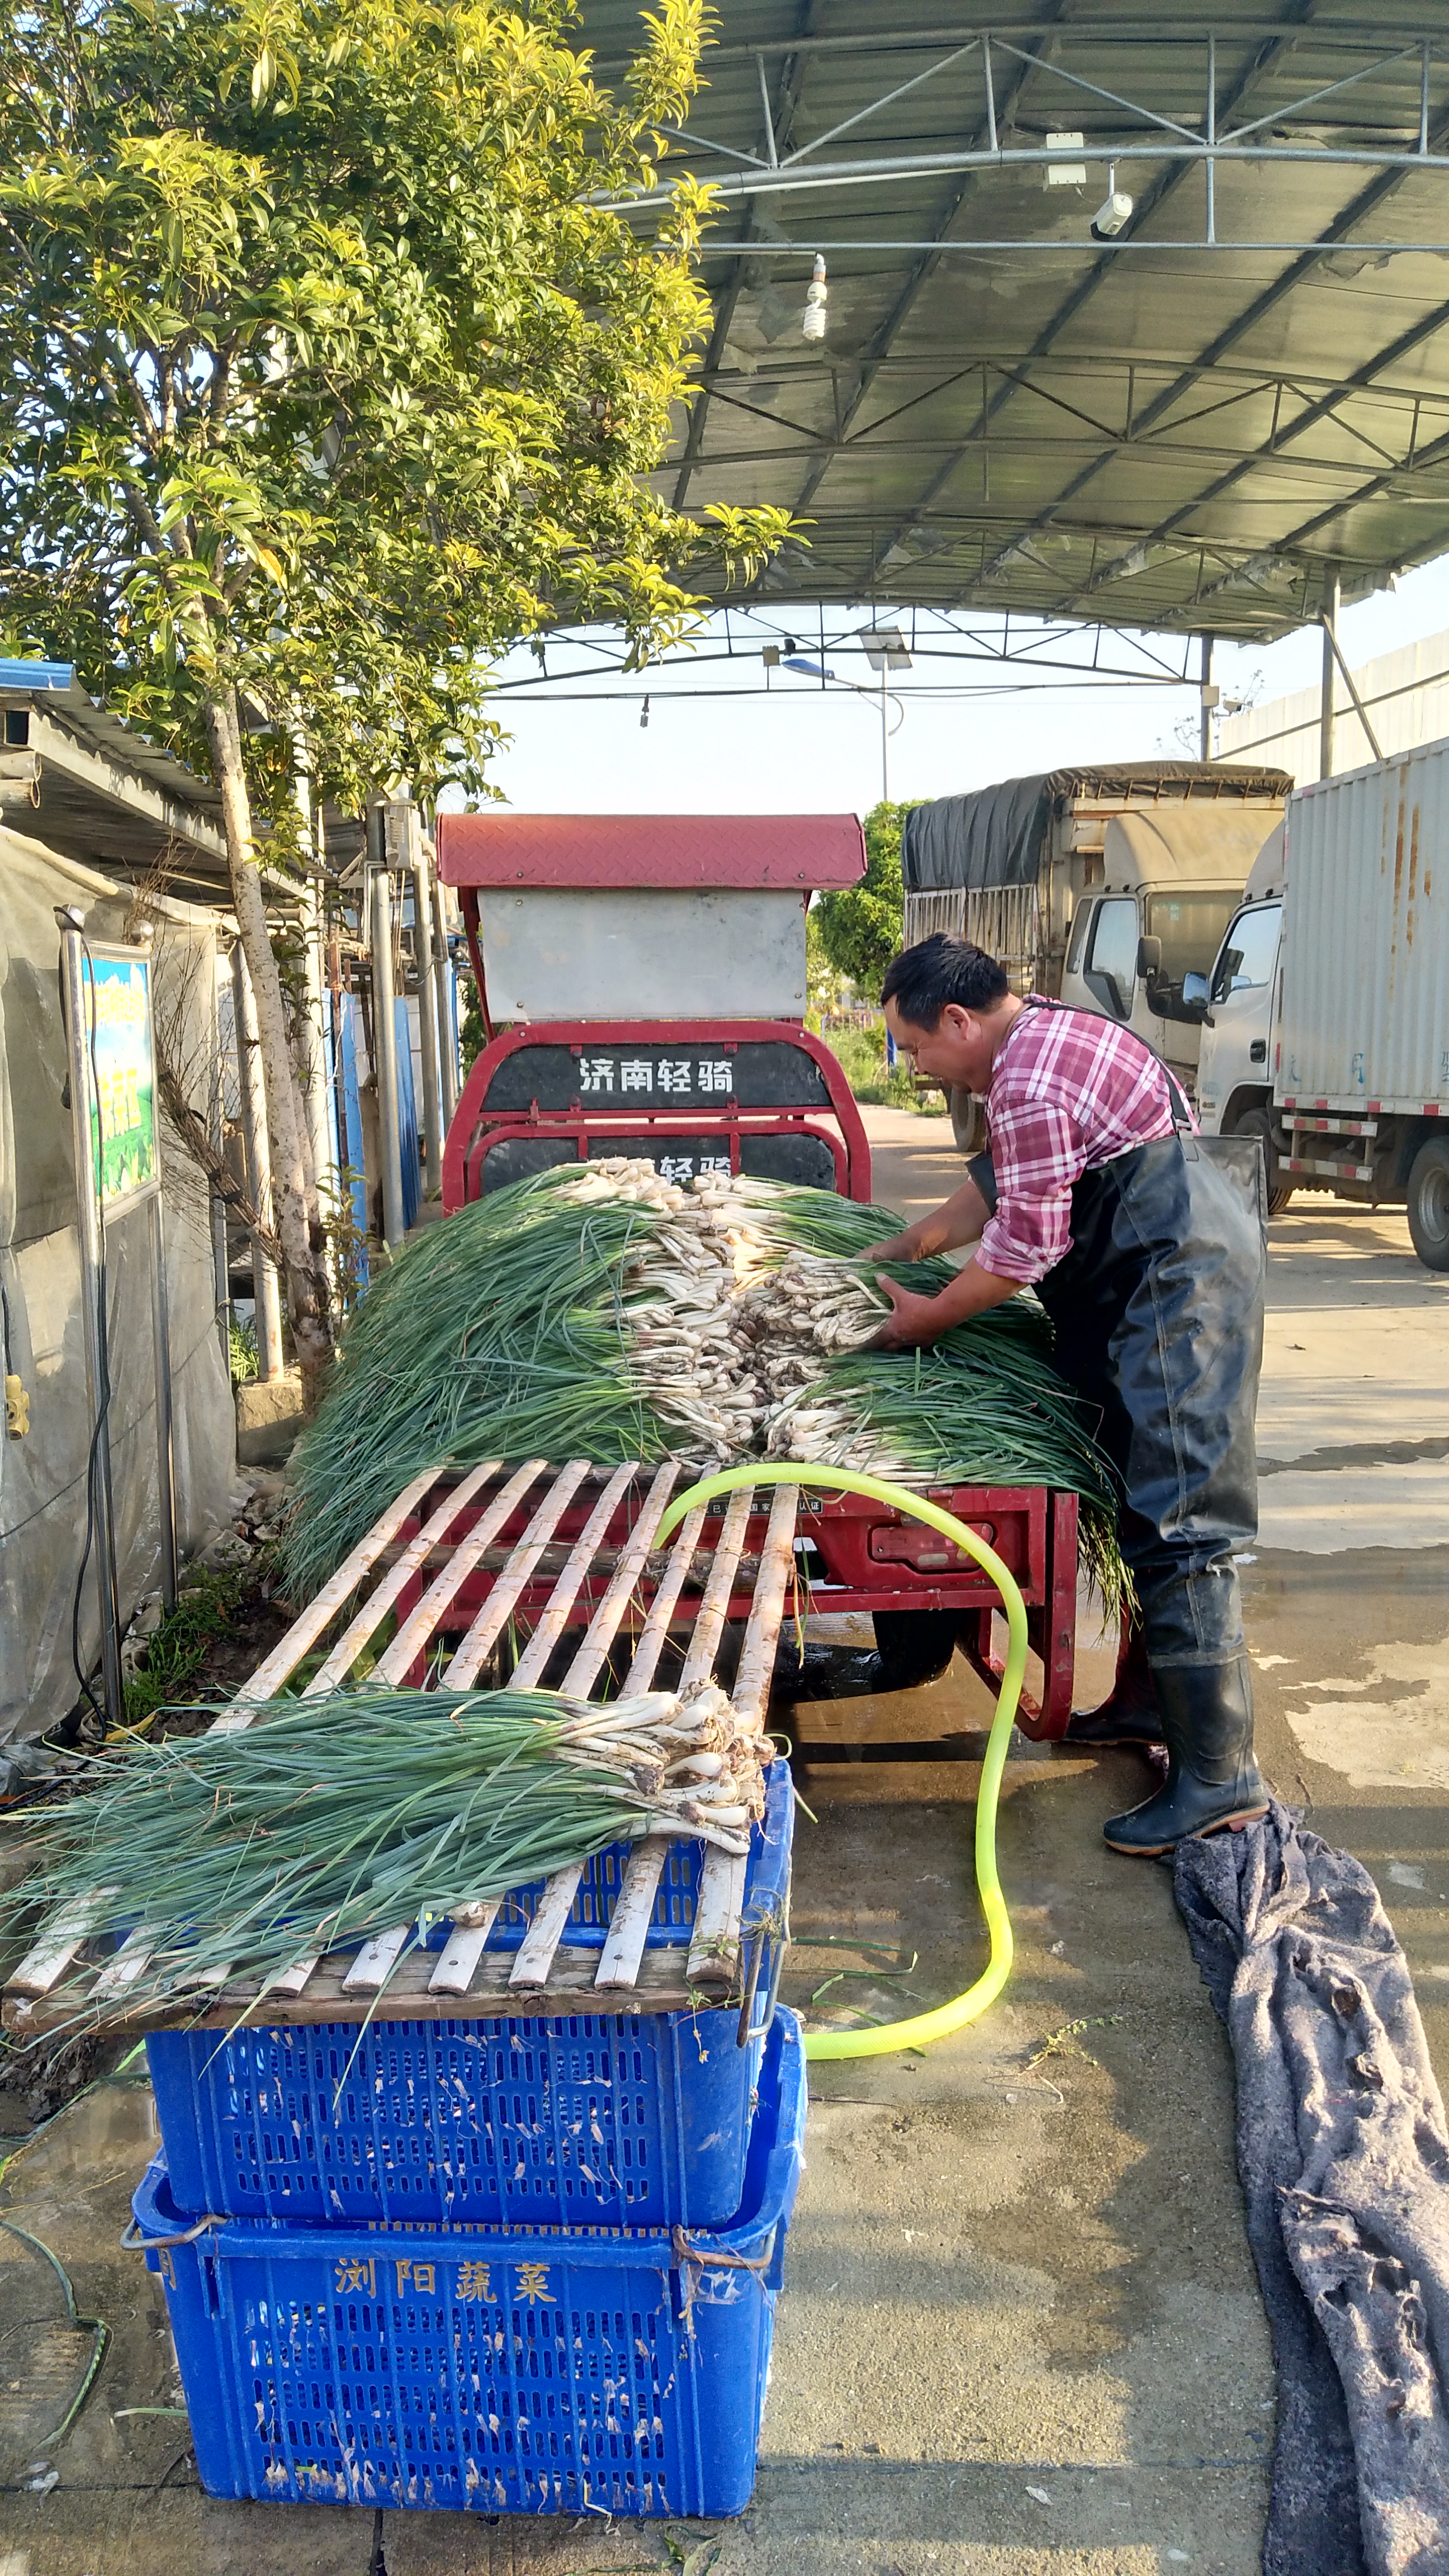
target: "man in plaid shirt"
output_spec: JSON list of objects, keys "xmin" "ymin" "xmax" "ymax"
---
[{"xmin": 871, "ymin": 933, "xmax": 1267, "ymax": 1859}]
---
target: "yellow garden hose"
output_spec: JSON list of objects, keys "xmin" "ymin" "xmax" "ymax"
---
[{"xmin": 656, "ymin": 1466, "xmax": 1028, "ymax": 2062}]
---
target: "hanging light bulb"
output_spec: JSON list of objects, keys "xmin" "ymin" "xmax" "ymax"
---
[{"xmin": 802, "ymin": 253, "xmax": 827, "ymax": 342}]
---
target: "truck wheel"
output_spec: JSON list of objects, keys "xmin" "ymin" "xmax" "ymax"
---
[
  {"xmin": 1232, "ymin": 1107, "xmax": 1295, "ymax": 1216},
  {"xmin": 949, "ymin": 1087, "xmax": 986, "ymax": 1156},
  {"xmin": 1407, "ymin": 1136, "xmax": 1449, "ymax": 1271}
]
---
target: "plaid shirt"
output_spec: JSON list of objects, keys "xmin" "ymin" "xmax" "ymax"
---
[{"xmin": 978, "ymin": 1000, "xmax": 1184, "ymax": 1285}]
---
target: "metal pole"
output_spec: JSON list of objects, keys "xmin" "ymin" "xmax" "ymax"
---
[
  {"xmin": 408, "ymin": 823, "xmax": 444, "ymax": 1192},
  {"xmin": 230, "ymin": 943, "xmax": 285, "ymax": 1379},
  {"xmin": 368, "ymin": 843, "xmax": 406, "ymax": 1251},
  {"xmin": 298, "ymin": 872, "xmax": 333, "ymax": 1199},
  {"xmin": 55, "ymin": 907, "xmax": 124, "ymax": 1729},
  {"xmin": 210, "ymin": 1179, "xmax": 231, "ymax": 1375},
  {"xmin": 1199, "ymin": 634, "xmax": 1215, "ymax": 761},
  {"xmin": 1319, "ymin": 567, "xmax": 1341, "ymax": 782},
  {"xmin": 1319, "ymin": 614, "xmax": 1385, "ymax": 765},
  {"xmin": 208, "ymin": 958, "xmax": 232, "ymax": 1376},
  {"xmin": 433, "ymin": 875, "xmax": 460, "ymax": 1127},
  {"xmin": 880, "ymin": 664, "xmax": 889, "ymax": 805},
  {"xmin": 148, "ymin": 1188, "xmax": 178, "ymax": 1609},
  {"xmin": 291, "ymin": 744, "xmax": 334, "ymax": 1206}
]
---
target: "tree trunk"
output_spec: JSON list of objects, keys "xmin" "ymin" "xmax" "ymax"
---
[{"xmin": 203, "ymin": 689, "xmax": 336, "ymax": 1405}]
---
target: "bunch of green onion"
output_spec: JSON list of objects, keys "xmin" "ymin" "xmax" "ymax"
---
[
  {"xmin": 282, "ymin": 1164, "xmax": 1125, "ymax": 1604},
  {"xmin": 283, "ymin": 1169, "xmax": 679, "ymax": 1597},
  {"xmin": 5, "ymin": 1685, "xmax": 755, "ymax": 2033}
]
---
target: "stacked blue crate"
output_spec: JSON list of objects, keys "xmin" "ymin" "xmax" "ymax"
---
[{"xmin": 130, "ymin": 1759, "xmax": 801, "ymax": 2518}]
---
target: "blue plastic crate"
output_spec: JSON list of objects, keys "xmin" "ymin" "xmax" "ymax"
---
[
  {"xmin": 146, "ymin": 1762, "xmax": 792, "ymax": 2229},
  {"xmin": 130, "ymin": 2010, "xmax": 806, "ymax": 2521}
]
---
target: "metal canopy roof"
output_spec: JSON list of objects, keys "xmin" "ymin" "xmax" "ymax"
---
[
  {"xmin": 0, "ymin": 663, "xmax": 228, "ymax": 887},
  {"xmin": 586, "ymin": 7, "xmax": 1449, "ymax": 641}
]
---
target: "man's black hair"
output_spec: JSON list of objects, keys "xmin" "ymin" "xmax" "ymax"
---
[{"xmin": 881, "ymin": 933, "xmax": 1010, "ymax": 1027}]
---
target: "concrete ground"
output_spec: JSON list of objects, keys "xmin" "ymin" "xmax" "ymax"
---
[{"xmin": 2, "ymin": 1105, "xmax": 1446, "ymax": 2575}]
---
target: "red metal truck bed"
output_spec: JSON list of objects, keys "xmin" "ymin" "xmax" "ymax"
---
[{"xmin": 378, "ymin": 1465, "xmax": 1079, "ymax": 1744}]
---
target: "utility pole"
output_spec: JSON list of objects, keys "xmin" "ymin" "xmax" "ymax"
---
[
  {"xmin": 1199, "ymin": 635, "xmax": 1218, "ymax": 761},
  {"xmin": 1319, "ymin": 567, "xmax": 1341, "ymax": 782}
]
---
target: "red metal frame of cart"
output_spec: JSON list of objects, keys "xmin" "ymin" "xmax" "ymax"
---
[
  {"xmin": 442, "ymin": 1019, "xmax": 874, "ymax": 1211},
  {"xmin": 383, "ymin": 1468, "xmax": 1079, "ymax": 1742}
]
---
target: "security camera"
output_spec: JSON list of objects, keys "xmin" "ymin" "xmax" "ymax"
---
[{"xmin": 1090, "ymin": 167, "xmax": 1134, "ymax": 241}]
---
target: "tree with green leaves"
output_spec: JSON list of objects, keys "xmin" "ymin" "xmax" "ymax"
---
[
  {"xmin": 812, "ymin": 799, "xmax": 921, "ymax": 1003},
  {"xmin": 0, "ymin": 0, "xmax": 787, "ymax": 1391}
]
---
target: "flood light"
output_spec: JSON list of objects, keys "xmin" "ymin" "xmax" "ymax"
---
[{"xmin": 802, "ymin": 253, "xmax": 827, "ymax": 342}]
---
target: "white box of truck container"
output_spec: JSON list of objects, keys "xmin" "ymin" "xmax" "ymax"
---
[
  {"xmin": 1278, "ymin": 741, "xmax": 1449, "ymax": 1114},
  {"xmin": 1194, "ymin": 739, "xmax": 1449, "ymax": 1270}
]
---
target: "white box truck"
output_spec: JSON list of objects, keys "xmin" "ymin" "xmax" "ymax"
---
[
  {"xmin": 901, "ymin": 760, "xmax": 1290, "ymax": 1144},
  {"xmin": 1193, "ymin": 738, "xmax": 1449, "ymax": 1270}
]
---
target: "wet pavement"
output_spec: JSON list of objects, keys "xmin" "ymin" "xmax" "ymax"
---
[{"xmin": 1, "ymin": 1108, "xmax": 1444, "ymax": 2574}]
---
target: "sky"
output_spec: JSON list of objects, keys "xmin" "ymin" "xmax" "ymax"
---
[{"xmin": 468, "ymin": 554, "xmax": 1449, "ymax": 818}]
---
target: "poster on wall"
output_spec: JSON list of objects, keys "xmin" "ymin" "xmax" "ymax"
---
[{"xmin": 80, "ymin": 946, "xmax": 157, "ymax": 1206}]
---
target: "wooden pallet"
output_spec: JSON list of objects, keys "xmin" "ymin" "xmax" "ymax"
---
[{"xmin": 4, "ymin": 1465, "xmax": 800, "ymax": 2038}]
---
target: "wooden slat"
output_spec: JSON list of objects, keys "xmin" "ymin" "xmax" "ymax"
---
[
  {"xmin": 428, "ymin": 1902, "xmax": 502, "ymax": 1997},
  {"xmin": 267, "ymin": 1956, "xmax": 323, "ymax": 1999},
  {"xmin": 9, "ymin": 1452, "xmax": 791, "ymax": 2032},
  {"xmin": 509, "ymin": 1466, "xmax": 644, "ymax": 1688},
  {"xmin": 622, "ymin": 1503, "xmax": 710, "ymax": 1692},
  {"xmin": 8, "ymin": 1893, "xmax": 115, "ymax": 2002},
  {"xmin": 678, "ymin": 1486, "xmax": 755, "ymax": 1689},
  {"xmin": 343, "ymin": 1926, "xmax": 413, "ymax": 1992},
  {"xmin": 686, "ymin": 1848, "xmax": 749, "ymax": 1990},
  {"xmin": 509, "ymin": 1863, "xmax": 585, "ymax": 1987},
  {"xmin": 89, "ymin": 1928, "xmax": 158, "ymax": 2005},
  {"xmin": 302, "ymin": 1460, "xmax": 504, "ymax": 1696},
  {"xmin": 594, "ymin": 1836, "xmax": 670, "ymax": 1991},
  {"xmin": 440, "ymin": 1462, "xmax": 593, "ymax": 1687},
  {"xmin": 4, "ymin": 1936, "xmax": 716, "ymax": 2036},
  {"xmin": 560, "ymin": 1462, "xmax": 680, "ymax": 1697},
  {"xmin": 374, "ymin": 1460, "xmax": 548, "ymax": 1684},
  {"xmin": 217, "ymin": 1465, "xmax": 443, "ymax": 1713},
  {"xmin": 731, "ymin": 1483, "xmax": 801, "ymax": 1731}
]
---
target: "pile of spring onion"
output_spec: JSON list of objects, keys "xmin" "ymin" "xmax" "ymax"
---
[
  {"xmin": 283, "ymin": 1161, "xmax": 1124, "ymax": 1602},
  {"xmin": 6, "ymin": 1683, "xmax": 761, "ymax": 2033}
]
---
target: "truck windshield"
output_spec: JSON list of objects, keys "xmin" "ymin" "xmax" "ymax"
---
[
  {"xmin": 1145, "ymin": 891, "xmax": 1239, "ymax": 986},
  {"xmin": 1210, "ymin": 902, "xmax": 1282, "ymax": 1004}
]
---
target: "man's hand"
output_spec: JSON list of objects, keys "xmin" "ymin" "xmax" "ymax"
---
[
  {"xmin": 863, "ymin": 1173, "xmax": 992, "ymax": 1266},
  {"xmin": 869, "ymin": 1273, "xmax": 948, "ymax": 1348},
  {"xmin": 863, "ymin": 1217, "xmax": 950, "ymax": 1262},
  {"xmin": 864, "ymin": 1225, "xmax": 921, "ymax": 1262}
]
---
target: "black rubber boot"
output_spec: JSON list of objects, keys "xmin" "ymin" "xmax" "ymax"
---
[
  {"xmin": 1064, "ymin": 1618, "xmax": 1164, "ymax": 1748},
  {"xmin": 1102, "ymin": 1654, "xmax": 1268, "ymax": 1857}
]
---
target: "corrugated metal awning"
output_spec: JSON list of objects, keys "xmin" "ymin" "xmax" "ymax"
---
[{"xmin": 583, "ymin": 7, "xmax": 1449, "ymax": 641}]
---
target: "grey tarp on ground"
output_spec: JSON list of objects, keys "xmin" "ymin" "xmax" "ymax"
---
[
  {"xmin": 1175, "ymin": 1803, "xmax": 1449, "ymax": 2576},
  {"xmin": 899, "ymin": 761, "xmax": 1295, "ymax": 893},
  {"xmin": 0, "ymin": 823, "xmax": 236, "ymax": 1741}
]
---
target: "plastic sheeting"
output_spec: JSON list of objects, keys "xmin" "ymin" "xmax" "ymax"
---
[
  {"xmin": 0, "ymin": 823, "xmax": 236, "ymax": 1743},
  {"xmin": 1175, "ymin": 1804, "xmax": 1449, "ymax": 2576},
  {"xmin": 901, "ymin": 763, "xmax": 1294, "ymax": 893}
]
